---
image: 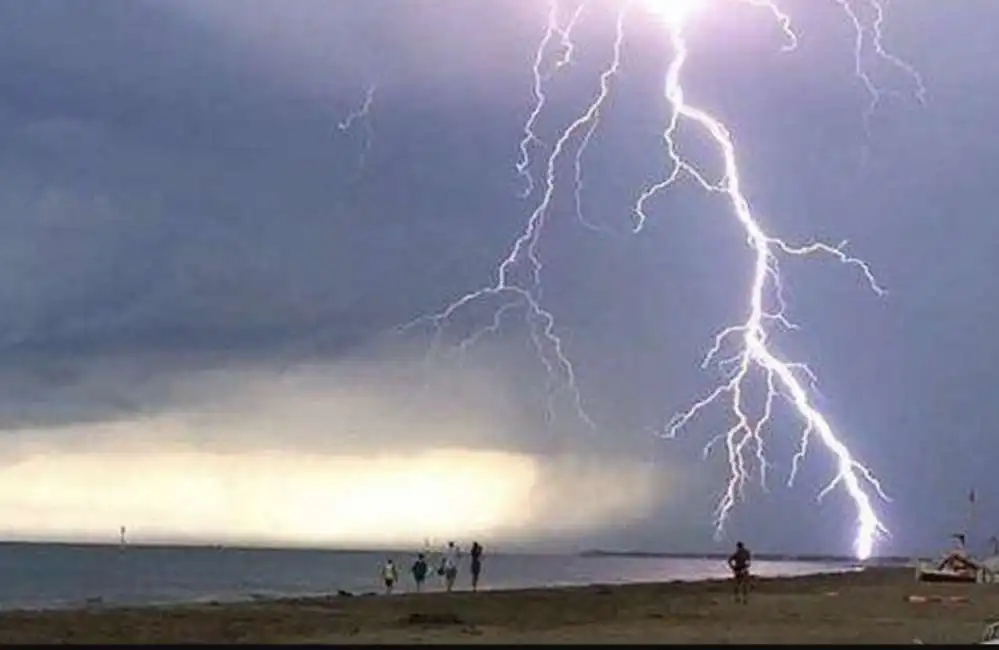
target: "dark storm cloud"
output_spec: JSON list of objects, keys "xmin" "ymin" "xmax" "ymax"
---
[{"xmin": 0, "ymin": 0, "xmax": 997, "ymax": 554}]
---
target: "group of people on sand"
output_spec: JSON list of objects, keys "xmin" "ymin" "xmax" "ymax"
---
[
  {"xmin": 379, "ymin": 541, "xmax": 484, "ymax": 595},
  {"xmin": 379, "ymin": 539, "xmax": 751, "ymax": 601}
]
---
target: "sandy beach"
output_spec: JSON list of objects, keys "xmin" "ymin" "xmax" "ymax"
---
[{"xmin": 0, "ymin": 567, "xmax": 995, "ymax": 644}]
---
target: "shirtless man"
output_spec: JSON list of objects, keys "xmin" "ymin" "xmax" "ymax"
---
[
  {"xmin": 727, "ymin": 541, "xmax": 751, "ymax": 604},
  {"xmin": 470, "ymin": 542, "xmax": 483, "ymax": 591}
]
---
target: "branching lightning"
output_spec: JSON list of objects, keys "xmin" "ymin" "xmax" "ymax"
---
[
  {"xmin": 335, "ymin": 83, "xmax": 378, "ymax": 176},
  {"xmin": 398, "ymin": 0, "xmax": 925, "ymax": 560},
  {"xmin": 834, "ymin": 0, "xmax": 926, "ymax": 135},
  {"xmin": 516, "ymin": 3, "xmax": 588, "ymax": 200}
]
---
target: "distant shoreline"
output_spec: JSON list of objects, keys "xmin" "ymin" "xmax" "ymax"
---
[
  {"xmin": 578, "ymin": 549, "xmax": 912, "ymax": 566},
  {"xmin": 0, "ymin": 539, "xmax": 910, "ymax": 565}
]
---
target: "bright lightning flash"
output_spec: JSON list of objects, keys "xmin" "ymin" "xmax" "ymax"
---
[{"xmin": 400, "ymin": 0, "xmax": 925, "ymax": 560}]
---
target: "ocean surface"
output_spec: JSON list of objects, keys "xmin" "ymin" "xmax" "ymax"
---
[{"xmin": 0, "ymin": 543, "xmax": 855, "ymax": 611}]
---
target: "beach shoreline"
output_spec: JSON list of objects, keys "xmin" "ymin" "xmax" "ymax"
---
[
  {"xmin": 0, "ymin": 564, "xmax": 857, "ymax": 616},
  {"xmin": 0, "ymin": 567, "xmax": 995, "ymax": 644},
  {"xmin": 2, "ymin": 564, "xmax": 859, "ymax": 614},
  {"xmin": 0, "ymin": 539, "xmax": 916, "ymax": 566},
  {"xmin": 0, "ymin": 543, "xmax": 855, "ymax": 614}
]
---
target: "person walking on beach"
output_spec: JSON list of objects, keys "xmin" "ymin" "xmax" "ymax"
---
[
  {"xmin": 411, "ymin": 553, "xmax": 429, "ymax": 593},
  {"xmin": 440, "ymin": 541, "xmax": 460, "ymax": 592},
  {"xmin": 727, "ymin": 541, "xmax": 752, "ymax": 604},
  {"xmin": 470, "ymin": 541, "xmax": 484, "ymax": 592},
  {"xmin": 380, "ymin": 558, "xmax": 399, "ymax": 595}
]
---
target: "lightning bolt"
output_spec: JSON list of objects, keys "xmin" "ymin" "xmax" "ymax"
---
[
  {"xmin": 638, "ymin": 0, "xmax": 922, "ymax": 560},
  {"xmin": 516, "ymin": 2, "xmax": 588, "ymax": 200},
  {"xmin": 397, "ymin": 0, "xmax": 924, "ymax": 560},
  {"xmin": 832, "ymin": 0, "xmax": 926, "ymax": 169},
  {"xmin": 641, "ymin": 6, "xmax": 890, "ymax": 560},
  {"xmin": 335, "ymin": 83, "xmax": 378, "ymax": 177},
  {"xmin": 398, "ymin": 4, "xmax": 628, "ymax": 429}
]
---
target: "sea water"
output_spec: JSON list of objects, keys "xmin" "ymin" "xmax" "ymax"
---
[{"xmin": 0, "ymin": 543, "xmax": 852, "ymax": 611}]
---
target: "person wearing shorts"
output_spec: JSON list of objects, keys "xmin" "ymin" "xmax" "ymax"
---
[
  {"xmin": 442, "ymin": 541, "xmax": 460, "ymax": 592},
  {"xmin": 411, "ymin": 553, "xmax": 429, "ymax": 593},
  {"xmin": 470, "ymin": 542, "xmax": 483, "ymax": 592},
  {"xmin": 727, "ymin": 541, "xmax": 751, "ymax": 604},
  {"xmin": 380, "ymin": 558, "xmax": 399, "ymax": 595}
]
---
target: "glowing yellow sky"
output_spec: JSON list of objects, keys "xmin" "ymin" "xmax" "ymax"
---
[
  {"xmin": 0, "ymin": 440, "xmax": 666, "ymax": 548},
  {"xmin": 0, "ymin": 358, "xmax": 670, "ymax": 549},
  {"xmin": 0, "ymin": 447, "xmax": 540, "ymax": 546}
]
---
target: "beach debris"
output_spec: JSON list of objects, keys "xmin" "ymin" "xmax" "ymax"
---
[
  {"xmin": 336, "ymin": 589, "xmax": 355, "ymax": 598},
  {"xmin": 905, "ymin": 594, "xmax": 971, "ymax": 604},
  {"xmin": 980, "ymin": 621, "xmax": 999, "ymax": 644},
  {"xmin": 824, "ymin": 591, "xmax": 840, "ymax": 597},
  {"xmin": 404, "ymin": 612, "xmax": 466, "ymax": 627}
]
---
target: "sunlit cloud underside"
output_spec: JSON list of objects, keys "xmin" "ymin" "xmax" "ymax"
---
[{"xmin": 0, "ymin": 362, "xmax": 666, "ymax": 548}]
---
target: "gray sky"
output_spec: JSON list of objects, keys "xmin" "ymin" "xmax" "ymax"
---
[{"xmin": 0, "ymin": 0, "xmax": 996, "ymax": 556}]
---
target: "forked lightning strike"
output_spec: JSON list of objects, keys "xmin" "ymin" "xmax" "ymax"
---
[
  {"xmin": 641, "ymin": 3, "xmax": 895, "ymax": 560},
  {"xmin": 336, "ymin": 84, "xmax": 378, "ymax": 176},
  {"xmin": 833, "ymin": 0, "xmax": 926, "ymax": 137},
  {"xmin": 516, "ymin": 3, "xmax": 587, "ymax": 200},
  {"xmin": 399, "ymin": 0, "xmax": 924, "ymax": 560}
]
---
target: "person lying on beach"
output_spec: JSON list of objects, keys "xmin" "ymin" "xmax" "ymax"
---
[
  {"xmin": 727, "ymin": 541, "xmax": 751, "ymax": 604},
  {"xmin": 380, "ymin": 559, "xmax": 399, "ymax": 595},
  {"xmin": 411, "ymin": 554, "xmax": 429, "ymax": 592}
]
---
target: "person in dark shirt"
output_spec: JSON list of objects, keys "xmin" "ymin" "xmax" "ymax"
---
[
  {"xmin": 411, "ymin": 554, "xmax": 429, "ymax": 593},
  {"xmin": 470, "ymin": 542, "xmax": 483, "ymax": 592},
  {"xmin": 727, "ymin": 541, "xmax": 751, "ymax": 604}
]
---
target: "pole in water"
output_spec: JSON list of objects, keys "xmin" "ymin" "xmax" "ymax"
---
[{"xmin": 119, "ymin": 525, "xmax": 127, "ymax": 548}]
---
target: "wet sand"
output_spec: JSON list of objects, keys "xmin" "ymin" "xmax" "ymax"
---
[{"xmin": 0, "ymin": 567, "xmax": 995, "ymax": 644}]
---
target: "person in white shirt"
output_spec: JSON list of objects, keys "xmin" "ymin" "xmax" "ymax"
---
[
  {"xmin": 440, "ymin": 541, "xmax": 460, "ymax": 592},
  {"xmin": 380, "ymin": 559, "xmax": 399, "ymax": 595}
]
